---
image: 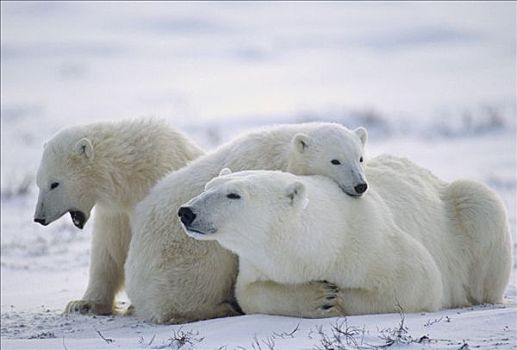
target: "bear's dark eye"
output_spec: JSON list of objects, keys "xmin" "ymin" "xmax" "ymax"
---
[
  {"xmin": 227, "ymin": 193, "xmax": 241, "ymax": 199},
  {"xmin": 360, "ymin": 157, "xmax": 363, "ymax": 163},
  {"xmin": 50, "ymin": 182, "xmax": 59, "ymax": 190},
  {"xmin": 331, "ymin": 159, "xmax": 341, "ymax": 165}
]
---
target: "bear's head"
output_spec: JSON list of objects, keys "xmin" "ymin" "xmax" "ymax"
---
[
  {"xmin": 288, "ymin": 125, "xmax": 368, "ymax": 197},
  {"xmin": 178, "ymin": 168, "xmax": 308, "ymax": 253},
  {"xmin": 33, "ymin": 128, "xmax": 97, "ymax": 229}
]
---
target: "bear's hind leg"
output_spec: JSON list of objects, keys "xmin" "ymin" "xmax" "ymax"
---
[{"xmin": 445, "ymin": 180, "xmax": 512, "ymax": 304}]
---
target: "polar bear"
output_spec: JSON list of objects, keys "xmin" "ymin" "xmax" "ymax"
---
[
  {"xmin": 33, "ymin": 119, "xmax": 203, "ymax": 315},
  {"xmin": 180, "ymin": 165, "xmax": 512, "ymax": 317},
  {"xmin": 125, "ymin": 122, "xmax": 368, "ymax": 323}
]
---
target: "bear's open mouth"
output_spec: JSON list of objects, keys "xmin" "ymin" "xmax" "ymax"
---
[
  {"xmin": 186, "ymin": 227, "xmax": 208, "ymax": 235},
  {"xmin": 69, "ymin": 210, "xmax": 86, "ymax": 229}
]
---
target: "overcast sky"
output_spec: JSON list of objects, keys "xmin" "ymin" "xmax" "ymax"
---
[{"xmin": 1, "ymin": 1, "xmax": 515, "ymax": 123}]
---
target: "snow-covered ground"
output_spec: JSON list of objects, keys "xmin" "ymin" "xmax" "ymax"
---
[{"xmin": 1, "ymin": 2, "xmax": 516, "ymax": 349}]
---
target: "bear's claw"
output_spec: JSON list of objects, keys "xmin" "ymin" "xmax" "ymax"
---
[
  {"xmin": 64, "ymin": 300, "xmax": 112, "ymax": 315},
  {"xmin": 311, "ymin": 280, "xmax": 344, "ymax": 316}
]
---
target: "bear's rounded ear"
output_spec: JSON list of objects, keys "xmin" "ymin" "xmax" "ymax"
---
[
  {"xmin": 292, "ymin": 133, "xmax": 310, "ymax": 154},
  {"xmin": 219, "ymin": 168, "xmax": 232, "ymax": 177},
  {"xmin": 74, "ymin": 138, "xmax": 94, "ymax": 160},
  {"xmin": 354, "ymin": 127, "xmax": 368, "ymax": 145},
  {"xmin": 286, "ymin": 181, "xmax": 308, "ymax": 208}
]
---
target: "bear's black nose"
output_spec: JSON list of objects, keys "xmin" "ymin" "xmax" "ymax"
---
[
  {"xmin": 354, "ymin": 183, "xmax": 368, "ymax": 194},
  {"xmin": 178, "ymin": 206, "xmax": 196, "ymax": 226}
]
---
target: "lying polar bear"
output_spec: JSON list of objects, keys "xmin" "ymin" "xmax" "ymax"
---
[{"xmin": 180, "ymin": 163, "xmax": 512, "ymax": 317}]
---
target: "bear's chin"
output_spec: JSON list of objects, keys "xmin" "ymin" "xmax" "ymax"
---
[
  {"xmin": 69, "ymin": 210, "xmax": 86, "ymax": 229},
  {"xmin": 184, "ymin": 227, "xmax": 218, "ymax": 241}
]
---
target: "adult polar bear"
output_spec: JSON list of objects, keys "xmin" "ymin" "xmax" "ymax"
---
[
  {"xmin": 33, "ymin": 119, "xmax": 203, "ymax": 315},
  {"xmin": 125, "ymin": 123, "xmax": 368, "ymax": 323},
  {"xmin": 181, "ymin": 165, "xmax": 512, "ymax": 316}
]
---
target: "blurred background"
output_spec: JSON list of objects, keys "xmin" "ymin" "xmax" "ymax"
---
[
  {"xmin": 2, "ymin": 2, "xmax": 515, "ymax": 144},
  {"xmin": 0, "ymin": 2, "xmax": 516, "ymax": 307}
]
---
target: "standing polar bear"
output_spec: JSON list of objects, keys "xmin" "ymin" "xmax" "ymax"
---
[
  {"xmin": 181, "ymin": 166, "xmax": 512, "ymax": 317},
  {"xmin": 125, "ymin": 122, "xmax": 368, "ymax": 323},
  {"xmin": 34, "ymin": 119, "xmax": 203, "ymax": 315}
]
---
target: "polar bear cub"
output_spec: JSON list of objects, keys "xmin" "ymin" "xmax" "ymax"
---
[
  {"xmin": 180, "ymin": 168, "xmax": 512, "ymax": 317},
  {"xmin": 287, "ymin": 126, "xmax": 368, "ymax": 196},
  {"xmin": 34, "ymin": 119, "xmax": 203, "ymax": 315}
]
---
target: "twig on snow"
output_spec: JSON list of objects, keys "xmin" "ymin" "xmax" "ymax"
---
[
  {"xmin": 96, "ymin": 329, "xmax": 114, "ymax": 344},
  {"xmin": 272, "ymin": 322, "xmax": 301, "ymax": 339}
]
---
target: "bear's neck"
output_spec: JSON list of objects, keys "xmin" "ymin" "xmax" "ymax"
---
[
  {"xmin": 285, "ymin": 154, "xmax": 308, "ymax": 175},
  {"xmin": 87, "ymin": 122, "xmax": 201, "ymax": 212}
]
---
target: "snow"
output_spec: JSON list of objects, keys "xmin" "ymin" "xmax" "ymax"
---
[
  {"xmin": 1, "ymin": 2, "xmax": 516, "ymax": 349},
  {"xmin": 1, "ymin": 305, "xmax": 516, "ymax": 349}
]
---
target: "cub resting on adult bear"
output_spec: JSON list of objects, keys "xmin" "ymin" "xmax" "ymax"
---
[
  {"xmin": 125, "ymin": 122, "xmax": 368, "ymax": 323},
  {"xmin": 180, "ymin": 163, "xmax": 512, "ymax": 317}
]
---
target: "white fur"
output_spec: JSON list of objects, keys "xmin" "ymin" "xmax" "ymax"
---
[
  {"xmin": 182, "ymin": 159, "xmax": 512, "ymax": 317},
  {"xmin": 125, "ymin": 122, "xmax": 367, "ymax": 323},
  {"xmin": 34, "ymin": 119, "xmax": 203, "ymax": 315}
]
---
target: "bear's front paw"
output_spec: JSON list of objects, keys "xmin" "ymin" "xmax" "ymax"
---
[
  {"xmin": 64, "ymin": 300, "xmax": 112, "ymax": 315},
  {"xmin": 309, "ymin": 280, "xmax": 344, "ymax": 317},
  {"xmin": 124, "ymin": 304, "xmax": 135, "ymax": 316}
]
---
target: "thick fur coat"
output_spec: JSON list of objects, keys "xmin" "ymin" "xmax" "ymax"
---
[
  {"xmin": 125, "ymin": 122, "xmax": 368, "ymax": 323},
  {"xmin": 34, "ymin": 119, "xmax": 203, "ymax": 314}
]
